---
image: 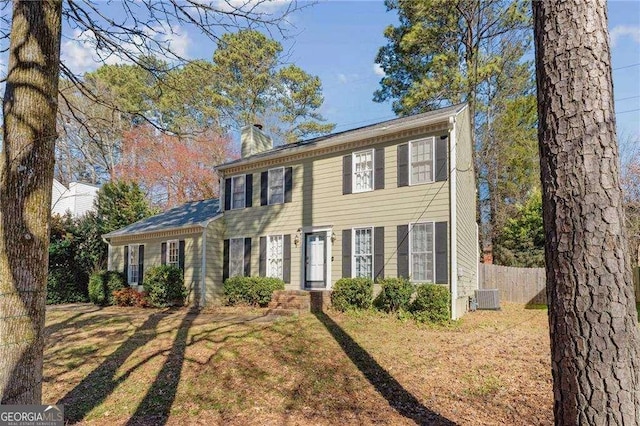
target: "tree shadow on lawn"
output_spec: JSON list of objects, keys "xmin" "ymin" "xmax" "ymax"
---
[
  {"xmin": 125, "ymin": 307, "xmax": 199, "ymax": 426},
  {"xmin": 313, "ymin": 311, "xmax": 457, "ymax": 426},
  {"xmin": 57, "ymin": 308, "xmax": 181, "ymax": 422}
]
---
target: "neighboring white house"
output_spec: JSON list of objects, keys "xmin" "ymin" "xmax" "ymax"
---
[{"xmin": 51, "ymin": 179, "xmax": 99, "ymax": 218}]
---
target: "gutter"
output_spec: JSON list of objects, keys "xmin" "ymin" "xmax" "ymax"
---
[
  {"xmin": 101, "ymin": 213, "xmax": 223, "ymax": 240},
  {"xmin": 449, "ymin": 114, "xmax": 459, "ymax": 320}
]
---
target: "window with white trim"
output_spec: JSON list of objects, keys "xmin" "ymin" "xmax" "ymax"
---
[
  {"xmin": 168, "ymin": 240, "xmax": 179, "ymax": 267},
  {"xmin": 411, "ymin": 222, "xmax": 434, "ymax": 282},
  {"xmin": 267, "ymin": 235, "xmax": 284, "ymax": 279},
  {"xmin": 268, "ymin": 168, "xmax": 284, "ymax": 205},
  {"xmin": 353, "ymin": 228, "xmax": 373, "ymax": 278},
  {"xmin": 129, "ymin": 244, "xmax": 140, "ymax": 285},
  {"xmin": 353, "ymin": 149, "xmax": 374, "ymax": 192},
  {"xmin": 410, "ymin": 137, "xmax": 434, "ymax": 185},
  {"xmin": 229, "ymin": 238, "xmax": 245, "ymax": 277},
  {"xmin": 231, "ymin": 175, "xmax": 245, "ymax": 209}
]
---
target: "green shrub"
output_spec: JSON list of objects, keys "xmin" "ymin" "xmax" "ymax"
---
[
  {"xmin": 88, "ymin": 270, "xmax": 127, "ymax": 306},
  {"xmin": 223, "ymin": 276, "xmax": 285, "ymax": 307},
  {"xmin": 142, "ymin": 265, "xmax": 187, "ymax": 307},
  {"xmin": 373, "ymin": 277, "xmax": 415, "ymax": 313},
  {"xmin": 113, "ymin": 288, "xmax": 149, "ymax": 307},
  {"xmin": 47, "ymin": 269, "xmax": 89, "ymax": 304},
  {"xmin": 330, "ymin": 278, "xmax": 373, "ymax": 312},
  {"xmin": 409, "ymin": 284, "xmax": 450, "ymax": 323}
]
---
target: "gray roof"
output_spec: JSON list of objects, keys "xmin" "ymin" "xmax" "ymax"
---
[
  {"xmin": 216, "ymin": 103, "xmax": 466, "ymax": 170},
  {"xmin": 103, "ymin": 198, "xmax": 221, "ymax": 239}
]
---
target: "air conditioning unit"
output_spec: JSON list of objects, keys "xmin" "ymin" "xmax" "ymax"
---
[{"xmin": 475, "ymin": 289, "xmax": 500, "ymax": 310}]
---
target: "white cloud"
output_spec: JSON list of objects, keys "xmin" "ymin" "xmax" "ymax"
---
[
  {"xmin": 212, "ymin": 0, "xmax": 293, "ymax": 14},
  {"xmin": 61, "ymin": 23, "xmax": 191, "ymax": 75},
  {"xmin": 610, "ymin": 25, "xmax": 640, "ymax": 47},
  {"xmin": 373, "ymin": 63, "xmax": 385, "ymax": 77},
  {"xmin": 337, "ymin": 73, "xmax": 359, "ymax": 84}
]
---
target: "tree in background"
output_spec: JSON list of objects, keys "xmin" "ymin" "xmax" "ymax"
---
[
  {"xmin": 493, "ymin": 189, "xmax": 544, "ymax": 267},
  {"xmin": 211, "ymin": 29, "xmax": 335, "ymax": 142},
  {"xmin": 115, "ymin": 125, "xmax": 231, "ymax": 209},
  {"xmin": 374, "ymin": 0, "xmax": 534, "ymax": 257},
  {"xmin": 620, "ymin": 136, "xmax": 640, "ymax": 267},
  {"xmin": 533, "ymin": 0, "xmax": 640, "ymax": 422},
  {"xmin": 94, "ymin": 181, "xmax": 156, "ymax": 237}
]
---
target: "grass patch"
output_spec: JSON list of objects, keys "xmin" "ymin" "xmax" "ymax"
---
[
  {"xmin": 44, "ymin": 302, "xmax": 553, "ymax": 425},
  {"xmin": 525, "ymin": 303, "xmax": 548, "ymax": 310}
]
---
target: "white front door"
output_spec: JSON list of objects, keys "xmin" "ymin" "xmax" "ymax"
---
[{"xmin": 305, "ymin": 233, "xmax": 326, "ymax": 288}]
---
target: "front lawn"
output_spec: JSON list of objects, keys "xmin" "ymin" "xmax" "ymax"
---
[{"xmin": 44, "ymin": 303, "xmax": 553, "ymax": 425}]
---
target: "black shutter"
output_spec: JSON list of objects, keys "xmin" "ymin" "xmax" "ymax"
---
[
  {"xmin": 223, "ymin": 239, "xmax": 230, "ymax": 282},
  {"xmin": 397, "ymin": 144, "xmax": 409, "ymax": 187},
  {"xmin": 374, "ymin": 227, "xmax": 385, "ymax": 280},
  {"xmin": 244, "ymin": 237, "xmax": 252, "ymax": 277},
  {"xmin": 435, "ymin": 136, "xmax": 448, "ymax": 182},
  {"xmin": 283, "ymin": 234, "xmax": 291, "ymax": 283},
  {"xmin": 259, "ymin": 236, "xmax": 267, "ymax": 277},
  {"xmin": 342, "ymin": 229, "xmax": 352, "ymax": 278},
  {"xmin": 245, "ymin": 174, "xmax": 253, "ymax": 207},
  {"xmin": 375, "ymin": 147, "xmax": 385, "ymax": 190},
  {"xmin": 397, "ymin": 225, "xmax": 409, "ymax": 278},
  {"xmin": 179, "ymin": 240, "xmax": 185, "ymax": 272},
  {"xmin": 161, "ymin": 242, "xmax": 167, "ymax": 265},
  {"xmin": 260, "ymin": 171, "xmax": 268, "ymax": 206},
  {"xmin": 138, "ymin": 245, "xmax": 144, "ymax": 284},
  {"xmin": 124, "ymin": 245, "xmax": 129, "ymax": 282},
  {"xmin": 435, "ymin": 222, "xmax": 448, "ymax": 284},
  {"xmin": 224, "ymin": 178, "xmax": 231, "ymax": 210},
  {"xmin": 342, "ymin": 155, "xmax": 352, "ymax": 195},
  {"xmin": 284, "ymin": 167, "xmax": 293, "ymax": 203}
]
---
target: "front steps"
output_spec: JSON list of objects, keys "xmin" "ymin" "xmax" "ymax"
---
[{"xmin": 267, "ymin": 290, "xmax": 332, "ymax": 316}]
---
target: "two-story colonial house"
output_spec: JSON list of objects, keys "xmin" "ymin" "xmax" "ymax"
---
[{"xmin": 104, "ymin": 103, "xmax": 478, "ymax": 319}]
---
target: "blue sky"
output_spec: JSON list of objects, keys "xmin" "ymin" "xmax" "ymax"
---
[{"xmin": 3, "ymin": 1, "xmax": 640, "ymax": 146}]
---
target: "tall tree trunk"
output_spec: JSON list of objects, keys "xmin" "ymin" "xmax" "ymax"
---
[
  {"xmin": 0, "ymin": 0, "xmax": 62, "ymax": 404},
  {"xmin": 533, "ymin": 1, "xmax": 640, "ymax": 424}
]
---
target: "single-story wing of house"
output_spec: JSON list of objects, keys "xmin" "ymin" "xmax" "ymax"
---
[
  {"xmin": 102, "ymin": 198, "xmax": 223, "ymax": 306},
  {"xmin": 105, "ymin": 103, "xmax": 479, "ymax": 318}
]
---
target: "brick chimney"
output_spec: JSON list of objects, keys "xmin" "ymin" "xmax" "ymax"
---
[{"xmin": 241, "ymin": 124, "xmax": 272, "ymax": 158}]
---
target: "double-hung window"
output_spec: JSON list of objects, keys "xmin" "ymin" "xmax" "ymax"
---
[
  {"xmin": 353, "ymin": 150, "xmax": 374, "ymax": 192},
  {"xmin": 410, "ymin": 137, "xmax": 434, "ymax": 184},
  {"xmin": 411, "ymin": 222, "xmax": 434, "ymax": 282},
  {"xmin": 353, "ymin": 228, "xmax": 373, "ymax": 278},
  {"xmin": 268, "ymin": 168, "xmax": 284, "ymax": 205},
  {"xmin": 229, "ymin": 238, "xmax": 245, "ymax": 277},
  {"xmin": 231, "ymin": 175, "xmax": 245, "ymax": 209},
  {"xmin": 167, "ymin": 240, "xmax": 179, "ymax": 267},
  {"xmin": 129, "ymin": 244, "xmax": 140, "ymax": 285},
  {"xmin": 266, "ymin": 235, "xmax": 284, "ymax": 279}
]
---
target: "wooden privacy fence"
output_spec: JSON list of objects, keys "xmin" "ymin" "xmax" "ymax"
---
[{"xmin": 480, "ymin": 264, "xmax": 640, "ymax": 305}]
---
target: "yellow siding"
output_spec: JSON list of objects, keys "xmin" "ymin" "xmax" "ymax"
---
[
  {"xmin": 107, "ymin": 229, "xmax": 203, "ymax": 304},
  {"xmin": 454, "ymin": 107, "xmax": 479, "ymax": 308},
  {"xmin": 205, "ymin": 219, "xmax": 225, "ymax": 304},
  {"xmin": 223, "ymin": 131, "xmax": 451, "ymax": 291}
]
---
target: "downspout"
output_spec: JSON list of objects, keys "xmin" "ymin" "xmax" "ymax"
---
[
  {"xmin": 449, "ymin": 115, "xmax": 459, "ymax": 320},
  {"xmin": 103, "ymin": 237, "xmax": 112, "ymax": 271},
  {"xmin": 201, "ymin": 226, "xmax": 207, "ymax": 307}
]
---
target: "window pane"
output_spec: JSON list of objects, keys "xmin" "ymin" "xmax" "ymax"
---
[
  {"xmin": 267, "ymin": 235, "xmax": 283, "ymax": 279},
  {"xmin": 168, "ymin": 241, "xmax": 179, "ymax": 266},
  {"xmin": 353, "ymin": 150, "xmax": 373, "ymax": 192},
  {"xmin": 268, "ymin": 169, "xmax": 284, "ymax": 205},
  {"xmin": 232, "ymin": 176, "xmax": 245, "ymax": 209},
  {"xmin": 411, "ymin": 223, "xmax": 433, "ymax": 282},
  {"xmin": 230, "ymin": 238, "xmax": 244, "ymax": 277},
  {"xmin": 129, "ymin": 245, "xmax": 139, "ymax": 284},
  {"xmin": 411, "ymin": 139, "xmax": 433, "ymax": 184},
  {"xmin": 354, "ymin": 228, "xmax": 372, "ymax": 278}
]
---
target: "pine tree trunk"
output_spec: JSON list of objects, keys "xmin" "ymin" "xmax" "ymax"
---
[
  {"xmin": 533, "ymin": 0, "xmax": 640, "ymax": 424},
  {"xmin": 0, "ymin": 0, "xmax": 62, "ymax": 404}
]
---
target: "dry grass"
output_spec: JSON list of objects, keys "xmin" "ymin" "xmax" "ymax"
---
[{"xmin": 43, "ymin": 303, "xmax": 553, "ymax": 425}]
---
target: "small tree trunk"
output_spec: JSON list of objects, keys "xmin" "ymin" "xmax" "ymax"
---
[
  {"xmin": 0, "ymin": 0, "xmax": 62, "ymax": 404},
  {"xmin": 533, "ymin": 0, "xmax": 640, "ymax": 424}
]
